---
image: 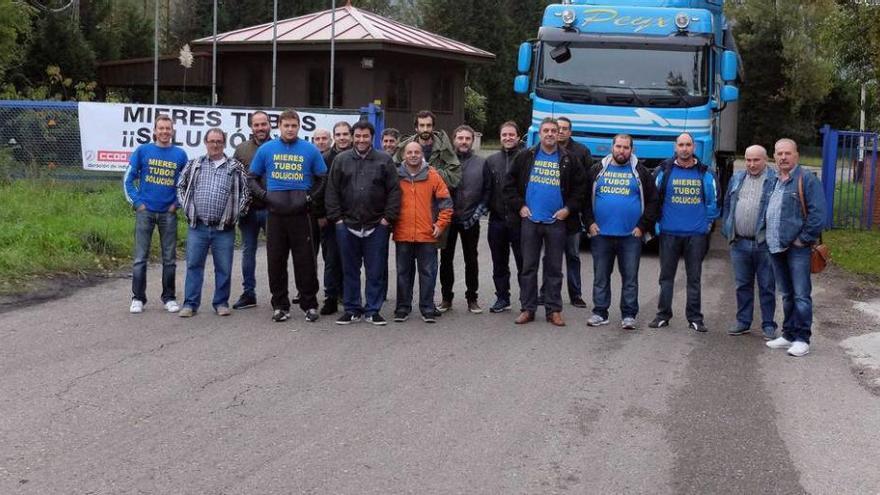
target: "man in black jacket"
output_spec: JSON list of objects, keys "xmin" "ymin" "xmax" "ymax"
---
[
  {"xmin": 503, "ymin": 117, "xmax": 587, "ymax": 327},
  {"xmin": 582, "ymin": 134, "xmax": 659, "ymax": 330},
  {"xmin": 325, "ymin": 121, "xmax": 401, "ymax": 325},
  {"xmin": 438, "ymin": 125, "xmax": 492, "ymax": 314},
  {"xmin": 486, "ymin": 121, "xmax": 523, "ymax": 313}
]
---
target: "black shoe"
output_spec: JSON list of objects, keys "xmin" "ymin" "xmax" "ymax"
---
[
  {"xmin": 366, "ymin": 313, "xmax": 387, "ymax": 326},
  {"xmin": 272, "ymin": 309, "xmax": 290, "ymax": 322},
  {"xmin": 319, "ymin": 298, "xmax": 338, "ymax": 315},
  {"xmin": 336, "ymin": 312, "xmax": 361, "ymax": 325},
  {"xmin": 570, "ymin": 297, "xmax": 587, "ymax": 308},
  {"xmin": 393, "ymin": 311, "xmax": 409, "ymax": 322},
  {"xmin": 648, "ymin": 317, "xmax": 669, "ymax": 328},
  {"xmin": 728, "ymin": 326, "xmax": 750, "ymax": 336},
  {"xmin": 689, "ymin": 321, "xmax": 708, "ymax": 333},
  {"xmin": 304, "ymin": 308, "xmax": 319, "ymax": 322},
  {"xmin": 233, "ymin": 294, "xmax": 257, "ymax": 310},
  {"xmin": 489, "ymin": 299, "xmax": 511, "ymax": 313},
  {"xmin": 421, "ymin": 312, "xmax": 437, "ymax": 323}
]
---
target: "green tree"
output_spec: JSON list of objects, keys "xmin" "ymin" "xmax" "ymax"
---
[{"xmin": 0, "ymin": 1, "xmax": 34, "ymax": 87}]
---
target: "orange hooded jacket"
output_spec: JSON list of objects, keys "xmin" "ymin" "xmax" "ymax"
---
[{"xmin": 393, "ymin": 162, "xmax": 453, "ymax": 243}]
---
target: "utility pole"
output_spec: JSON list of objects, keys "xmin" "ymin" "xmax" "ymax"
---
[
  {"xmin": 330, "ymin": 0, "xmax": 336, "ymax": 109},
  {"xmin": 272, "ymin": 0, "xmax": 278, "ymax": 107},
  {"xmin": 212, "ymin": 0, "xmax": 218, "ymax": 105},
  {"xmin": 153, "ymin": 0, "xmax": 159, "ymax": 104}
]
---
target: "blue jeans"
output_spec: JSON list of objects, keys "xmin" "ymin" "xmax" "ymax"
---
[
  {"xmin": 395, "ymin": 242, "xmax": 438, "ymax": 316},
  {"xmin": 520, "ymin": 219, "xmax": 566, "ymax": 314},
  {"xmin": 657, "ymin": 234, "xmax": 708, "ymax": 323},
  {"xmin": 770, "ymin": 246, "xmax": 813, "ymax": 344},
  {"xmin": 237, "ymin": 208, "xmax": 267, "ymax": 299},
  {"xmin": 320, "ymin": 222, "xmax": 344, "ymax": 301},
  {"xmin": 131, "ymin": 209, "xmax": 178, "ymax": 304},
  {"xmin": 183, "ymin": 223, "xmax": 235, "ymax": 311},
  {"xmin": 487, "ymin": 216, "xmax": 522, "ymax": 303},
  {"xmin": 336, "ymin": 223, "xmax": 390, "ymax": 316},
  {"xmin": 730, "ymin": 239, "xmax": 777, "ymax": 336},
  {"xmin": 591, "ymin": 234, "xmax": 642, "ymax": 319},
  {"xmin": 565, "ymin": 231, "xmax": 583, "ymax": 299}
]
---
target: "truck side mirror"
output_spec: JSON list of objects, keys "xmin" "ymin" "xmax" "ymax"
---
[
  {"xmin": 514, "ymin": 75, "xmax": 530, "ymax": 95},
  {"xmin": 721, "ymin": 50, "xmax": 737, "ymax": 82},
  {"xmin": 720, "ymin": 85, "xmax": 739, "ymax": 103},
  {"xmin": 517, "ymin": 42, "xmax": 533, "ymax": 73}
]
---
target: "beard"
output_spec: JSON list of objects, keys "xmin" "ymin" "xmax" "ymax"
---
[
  {"xmin": 613, "ymin": 153, "xmax": 630, "ymax": 165},
  {"xmin": 418, "ymin": 131, "xmax": 433, "ymax": 141}
]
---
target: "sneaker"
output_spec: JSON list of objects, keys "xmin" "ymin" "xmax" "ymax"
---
[
  {"xmin": 304, "ymin": 308, "xmax": 319, "ymax": 322},
  {"xmin": 129, "ymin": 299, "xmax": 144, "ymax": 314},
  {"xmin": 762, "ymin": 328, "xmax": 777, "ymax": 341},
  {"xmin": 232, "ymin": 294, "xmax": 256, "ymax": 310},
  {"xmin": 689, "ymin": 321, "xmax": 708, "ymax": 333},
  {"xmin": 393, "ymin": 311, "xmax": 409, "ymax": 322},
  {"xmin": 728, "ymin": 327, "xmax": 751, "ymax": 336},
  {"xmin": 467, "ymin": 300, "xmax": 483, "ymax": 314},
  {"xmin": 421, "ymin": 312, "xmax": 437, "ymax": 323},
  {"xmin": 437, "ymin": 300, "xmax": 452, "ymax": 313},
  {"xmin": 570, "ymin": 297, "xmax": 588, "ymax": 309},
  {"xmin": 489, "ymin": 299, "xmax": 511, "ymax": 313},
  {"xmin": 648, "ymin": 317, "xmax": 669, "ymax": 329},
  {"xmin": 178, "ymin": 306, "xmax": 194, "ymax": 318},
  {"xmin": 164, "ymin": 300, "xmax": 180, "ymax": 313},
  {"xmin": 586, "ymin": 314, "xmax": 609, "ymax": 327},
  {"xmin": 272, "ymin": 309, "xmax": 290, "ymax": 322},
  {"xmin": 336, "ymin": 312, "xmax": 361, "ymax": 325},
  {"xmin": 621, "ymin": 317, "xmax": 637, "ymax": 330},
  {"xmin": 366, "ymin": 313, "xmax": 387, "ymax": 326},
  {"xmin": 216, "ymin": 305, "xmax": 231, "ymax": 317},
  {"xmin": 319, "ymin": 298, "xmax": 338, "ymax": 315},
  {"xmin": 766, "ymin": 336, "xmax": 793, "ymax": 349},
  {"xmin": 787, "ymin": 341, "xmax": 810, "ymax": 357}
]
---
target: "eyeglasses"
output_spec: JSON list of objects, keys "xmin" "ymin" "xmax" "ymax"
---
[{"xmin": 206, "ymin": 140, "xmax": 224, "ymax": 145}]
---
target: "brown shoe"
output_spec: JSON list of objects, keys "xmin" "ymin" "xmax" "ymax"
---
[
  {"xmin": 547, "ymin": 312, "xmax": 566, "ymax": 327},
  {"xmin": 514, "ymin": 311, "xmax": 534, "ymax": 324}
]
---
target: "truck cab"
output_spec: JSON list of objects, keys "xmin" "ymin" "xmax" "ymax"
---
[{"xmin": 514, "ymin": 0, "xmax": 740, "ymax": 191}]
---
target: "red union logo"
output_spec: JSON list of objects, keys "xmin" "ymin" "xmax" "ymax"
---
[{"xmin": 97, "ymin": 150, "xmax": 132, "ymax": 162}]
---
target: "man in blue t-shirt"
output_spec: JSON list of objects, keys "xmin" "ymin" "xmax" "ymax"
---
[
  {"xmin": 582, "ymin": 134, "xmax": 659, "ymax": 330},
  {"xmin": 123, "ymin": 114, "xmax": 188, "ymax": 314},
  {"xmin": 649, "ymin": 133, "xmax": 719, "ymax": 332},
  {"xmin": 503, "ymin": 117, "xmax": 587, "ymax": 327},
  {"xmin": 248, "ymin": 109, "xmax": 327, "ymax": 323}
]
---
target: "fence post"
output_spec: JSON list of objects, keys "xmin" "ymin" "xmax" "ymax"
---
[
  {"xmin": 820, "ymin": 124, "xmax": 838, "ymax": 229},
  {"xmin": 869, "ymin": 134, "xmax": 879, "ymax": 229},
  {"xmin": 360, "ymin": 102, "xmax": 385, "ymax": 150}
]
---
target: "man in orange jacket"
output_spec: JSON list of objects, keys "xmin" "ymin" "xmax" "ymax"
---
[{"xmin": 393, "ymin": 141, "xmax": 454, "ymax": 323}]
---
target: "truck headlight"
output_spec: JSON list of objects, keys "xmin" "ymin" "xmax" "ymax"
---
[
  {"xmin": 561, "ymin": 9, "xmax": 576, "ymax": 27},
  {"xmin": 675, "ymin": 12, "xmax": 690, "ymax": 31}
]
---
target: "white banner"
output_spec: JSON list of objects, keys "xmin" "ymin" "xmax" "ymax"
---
[{"xmin": 78, "ymin": 102, "xmax": 361, "ymax": 172}]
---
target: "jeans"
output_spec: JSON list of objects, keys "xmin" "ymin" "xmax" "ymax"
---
[
  {"xmin": 395, "ymin": 242, "xmax": 438, "ymax": 316},
  {"xmin": 440, "ymin": 223, "xmax": 480, "ymax": 302},
  {"xmin": 237, "ymin": 208, "xmax": 267, "ymax": 299},
  {"xmin": 320, "ymin": 222, "xmax": 344, "ymax": 301},
  {"xmin": 565, "ymin": 231, "xmax": 583, "ymax": 300},
  {"xmin": 657, "ymin": 234, "xmax": 708, "ymax": 323},
  {"xmin": 183, "ymin": 223, "xmax": 235, "ymax": 311},
  {"xmin": 487, "ymin": 216, "xmax": 522, "ymax": 304},
  {"xmin": 519, "ymin": 219, "xmax": 566, "ymax": 314},
  {"xmin": 770, "ymin": 245, "xmax": 813, "ymax": 344},
  {"xmin": 266, "ymin": 212, "xmax": 319, "ymax": 312},
  {"xmin": 131, "ymin": 209, "xmax": 178, "ymax": 304},
  {"xmin": 730, "ymin": 239, "xmax": 777, "ymax": 335},
  {"xmin": 336, "ymin": 223, "xmax": 390, "ymax": 316},
  {"xmin": 591, "ymin": 234, "xmax": 642, "ymax": 319}
]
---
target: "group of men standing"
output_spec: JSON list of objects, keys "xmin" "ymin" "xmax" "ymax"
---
[{"xmin": 124, "ymin": 108, "xmax": 825, "ymax": 357}]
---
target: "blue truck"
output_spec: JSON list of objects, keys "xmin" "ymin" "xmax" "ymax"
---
[{"xmin": 514, "ymin": 0, "xmax": 740, "ymax": 192}]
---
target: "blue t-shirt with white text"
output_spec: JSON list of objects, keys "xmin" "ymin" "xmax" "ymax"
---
[
  {"xmin": 525, "ymin": 149, "xmax": 563, "ymax": 223},
  {"xmin": 659, "ymin": 165, "xmax": 708, "ymax": 235},
  {"xmin": 123, "ymin": 143, "xmax": 188, "ymax": 212},
  {"xmin": 594, "ymin": 164, "xmax": 641, "ymax": 236},
  {"xmin": 249, "ymin": 137, "xmax": 327, "ymax": 191}
]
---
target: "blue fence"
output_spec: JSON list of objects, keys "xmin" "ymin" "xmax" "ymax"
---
[{"xmin": 821, "ymin": 125, "xmax": 880, "ymax": 230}]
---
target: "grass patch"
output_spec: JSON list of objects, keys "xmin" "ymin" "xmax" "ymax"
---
[
  {"xmin": 0, "ymin": 179, "xmax": 187, "ymax": 295},
  {"xmin": 824, "ymin": 229, "xmax": 880, "ymax": 277}
]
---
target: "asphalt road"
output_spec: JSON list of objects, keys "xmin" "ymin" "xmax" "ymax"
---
[{"xmin": 1, "ymin": 228, "xmax": 879, "ymax": 494}]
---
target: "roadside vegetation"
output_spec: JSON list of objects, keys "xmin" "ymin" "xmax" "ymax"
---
[
  {"xmin": 0, "ymin": 178, "xmax": 185, "ymax": 295},
  {"xmin": 824, "ymin": 229, "xmax": 880, "ymax": 278}
]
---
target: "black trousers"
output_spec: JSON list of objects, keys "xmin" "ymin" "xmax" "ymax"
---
[
  {"xmin": 440, "ymin": 223, "xmax": 481, "ymax": 302},
  {"xmin": 266, "ymin": 212, "xmax": 319, "ymax": 312}
]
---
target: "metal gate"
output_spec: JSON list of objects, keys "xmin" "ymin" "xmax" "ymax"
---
[{"xmin": 820, "ymin": 125, "xmax": 880, "ymax": 229}]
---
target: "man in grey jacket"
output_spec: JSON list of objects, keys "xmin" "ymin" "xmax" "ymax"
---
[{"xmin": 438, "ymin": 125, "xmax": 492, "ymax": 314}]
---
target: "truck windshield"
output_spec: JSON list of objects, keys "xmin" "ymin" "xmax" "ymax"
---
[{"xmin": 537, "ymin": 42, "xmax": 708, "ymax": 107}]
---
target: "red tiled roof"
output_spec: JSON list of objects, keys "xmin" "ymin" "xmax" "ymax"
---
[{"xmin": 192, "ymin": 4, "xmax": 495, "ymax": 61}]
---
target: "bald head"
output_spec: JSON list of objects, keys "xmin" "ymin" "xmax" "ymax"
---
[
  {"xmin": 674, "ymin": 132, "xmax": 695, "ymax": 164},
  {"xmin": 403, "ymin": 141, "xmax": 424, "ymax": 170},
  {"xmin": 744, "ymin": 145, "xmax": 768, "ymax": 176}
]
